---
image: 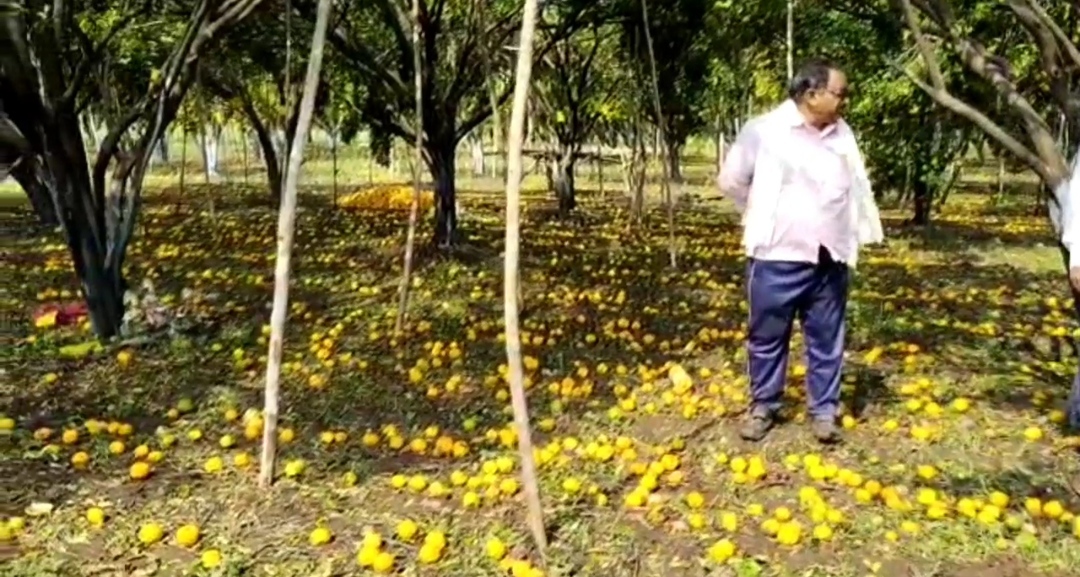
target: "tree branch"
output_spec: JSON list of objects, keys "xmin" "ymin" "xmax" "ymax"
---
[
  {"xmin": 1024, "ymin": 0, "xmax": 1080, "ymax": 70},
  {"xmin": 324, "ymin": 18, "xmax": 411, "ymax": 100},
  {"xmin": 454, "ymin": 5, "xmax": 590, "ymax": 143},
  {"xmin": 895, "ymin": 0, "xmax": 945, "ymax": 89},
  {"xmin": 61, "ymin": 0, "xmax": 154, "ymax": 108}
]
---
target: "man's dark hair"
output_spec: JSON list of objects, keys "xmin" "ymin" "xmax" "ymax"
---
[{"xmin": 788, "ymin": 58, "xmax": 839, "ymax": 101}]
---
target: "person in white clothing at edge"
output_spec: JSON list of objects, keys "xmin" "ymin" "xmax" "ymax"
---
[
  {"xmin": 718, "ymin": 58, "xmax": 884, "ymax": 444},
  {"xmin": 1054, "ymin": 154, "xmax": 1080, "ymax": 429}
]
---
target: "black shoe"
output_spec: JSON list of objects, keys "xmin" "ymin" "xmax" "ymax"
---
[
  {"xmin": 740, "ymin": 408, "xmax": 775, "ymax": 442},
  {"xmin": 811, "ymin": 418, "xmax": 841, "ymax": 444}
]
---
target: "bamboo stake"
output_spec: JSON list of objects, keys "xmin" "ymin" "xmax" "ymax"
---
[
  {"xmin": 503, "ymin": 0, "xmax": 547, "ymax": 557},
  {"xmin": 394, "ymin": 0, "xmax": 425, "ymax": 335},
  {"xmin": 258, "ymin": 0, "xmax": 333, "ymax": 488}
]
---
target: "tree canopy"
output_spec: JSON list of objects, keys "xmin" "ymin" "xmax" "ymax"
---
[{"xmin": 2, "ymin": 0, "xmax": 1079, "ymax": 336}]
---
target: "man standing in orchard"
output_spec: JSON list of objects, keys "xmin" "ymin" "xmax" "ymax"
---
[
  {"xmin": 1056, "ymin": 156, "xmax": 1080, "ymax": 429},
  {"xmin": 718, "ymin": 59, "xmax": 884, "ymax": 443}
]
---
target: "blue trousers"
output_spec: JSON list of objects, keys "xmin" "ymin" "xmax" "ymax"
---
[{"xmin": 747, "ymin": 247, "xmax": 848, "ymax": 420}]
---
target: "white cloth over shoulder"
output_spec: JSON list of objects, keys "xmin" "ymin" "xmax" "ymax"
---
[
  {"xmin": 1052, "ymin": 154, "xmax": 1080, "ymax": 266},
  {"xmin": 717, "ymin": 100, "xmax": 884, "ymax": 269}
]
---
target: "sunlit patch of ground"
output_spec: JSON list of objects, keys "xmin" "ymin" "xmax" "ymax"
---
[{"xmin": 3, "ymin": 168, "xmax": 1080, "ymax": 577}]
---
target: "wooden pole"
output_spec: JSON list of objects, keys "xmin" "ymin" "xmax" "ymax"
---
[
  {"xmin": 639, "ymin": 0, "xmax": 677, "ymax": 268},
  {"xmin": 503, "ymin": 0, "xmax": 547, "ymax": 557},
  {"xmin": 394, "ymin": 0, "xmax": 425, "ymax": 335},
  {"xmin": 258, "ymin": 0, "xmax": 333, "ymax": 488}
]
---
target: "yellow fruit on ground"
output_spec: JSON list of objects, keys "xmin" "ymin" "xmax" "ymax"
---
[
  {"xmin": 813, "ymin": 523, "xmax": 834, "ymax": 541},
  {"xmin": 372, "ymin": 551, "xmax": 395, "ymax": 573},
  {"xmin": 424, "ymin": 530, "xmax": 447, "ymax": 549},
  {"xmin": 463, "ymin": 491, "xmax": 481, "ymax": 507},
  {"xmin": 284, "ymin": 460, "xmax": 305, "ymax": 477},
  {"xmin": 204, "ymin": 456, "xmax": 224, "ymax": 473},
  {"xmin": 486, "ymin": 537, "xmax": 508, "ymax": 560},
  {"xmin": 71, "ymin": 451, "xmax": 90, "ymax": 468},
  {"xmin": 686, "ymin": 491, "xmax": 705, "ymax": 509},
  {"xmin": 396, "ymin": 519, "xmax": 419, "ymax": 541},
  {"xmin": 175, "ymin": 524, "xmax": 200, "ymax": 547},
  {"xmin": 233, "ymin": 452, "xmax": 252, "ymax": 467},
  {"xmin": 138, "ymin": 523, "xmax": 164, "ymax": 545},
  {"xmin": 361, "ymin": 531, "xmax": 383, "ymax": 550},
  {"xmin": 418, "ymin": 542, "xmax": 442, "ymax": 563},
  {"xmin": 86, "ymin": 507, "xmax": 106, "ymax": 526},
  {"xmin": 776, "ymin": 521, "xmax": 802, "ymax": 545},
  {"xmin": 109, "ymin": 440, "xmax": 125, "ymax": 455},
  {"xmin": 130, "ymin": 462, "xmax": 151, "ymax": 480},
  {"xmin": 1043, "ymin": 500, "xmax": 1065, "ymax": 519},
  {"xmin": 357, "ymin": 545, "xmax": 380, "ymax": 567},
  {"xmin": 500, "ymin": 478, "xmax": 520, "ymax": 495},
  {"xmin": 201, "ymin": 549, "xmax": 223, "ymax": 568},
  {"xmin": 707, "ymin": 539, "xmax": 736, "ymax": 563},
  {"xmin": 309, "ymin": 526, "xmax": 333, "ymax": 546},
  {"xmin": 408, "ymin": 475, "xmax": 428, "ymax": 492},
  {"xmin": 989, "ymin": 491, "xmax": 1010, "ymax": 508}
]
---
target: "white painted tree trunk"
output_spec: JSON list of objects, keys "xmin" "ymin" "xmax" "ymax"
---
[
  {"xmin": 786, "ymin": 0, "xmax": 795, "ymax": 80},
  {"xmin": 201, "ymin": 126, "xmax": 221, "ymax": 180},
  {"xmin": 471, "ymin": 135, "xmax": 485, "ymax": 176},
  {"xmin": 258, "ymin": 0, "xmax": 333, "ymax": 488}
]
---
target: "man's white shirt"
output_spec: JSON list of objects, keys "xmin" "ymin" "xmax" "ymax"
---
[{"xmin": 1054, "ymin": 155, "xmax": 1080, "ymax": 266}]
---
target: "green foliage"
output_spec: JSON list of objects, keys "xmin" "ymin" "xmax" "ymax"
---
[
  {"xmin": 532, "ymin": 24, "xmax": 622, "ymax": 151},
  {"xmin": 617, "ymin": 0, "xmax": 714, "ymax": 149}
]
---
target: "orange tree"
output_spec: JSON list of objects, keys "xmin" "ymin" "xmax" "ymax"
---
[{"xmin": 0, "ymin": 0, "xmax": 264, "ymax": 338}]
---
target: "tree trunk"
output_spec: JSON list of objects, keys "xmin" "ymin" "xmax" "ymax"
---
[
  {"xmin": 12, "ymin": 159, "xmax": 59, "ymax": 226},
  {"xmin": 470, "ymin": 134, "xmax": 485, "ymax": 176},
  {"xmin": 912, "ymin": 179, "xmax": 931, "ymax": 225},
  {"xmin": 149, "ymin": 132, "xmax": 169, "ymax": 167},
  {"xmin": 82, "ymin": 113, "xmax": 101, "ymax": 153},
  {"xmin": 630, "ymin": 120, "xmax": 646, "ymax": 220},
  {"xmin": 554, "ymin": 146, "xmax": 576, "ymax": 214},
  {"xmin": 426, "ymin": 139, "xmax": 458, "ymax": 246},
  {"xmin": 59, "ymin": 167, "xmax": 126, "ymax": 338},
  {"xmin": 250, "ymin": 131, "xmax": 262, "ymax": 162},
  {"xmin": 666, "ymin": 138, "xmax": 683, "ymax": 183},
  {"xmin": 200, "ymin": 127, "xmax": 221, "ymax": 181},
  {"xmin": 240, "ymin": 100, "xmax": 282, "ymax": 201}
]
